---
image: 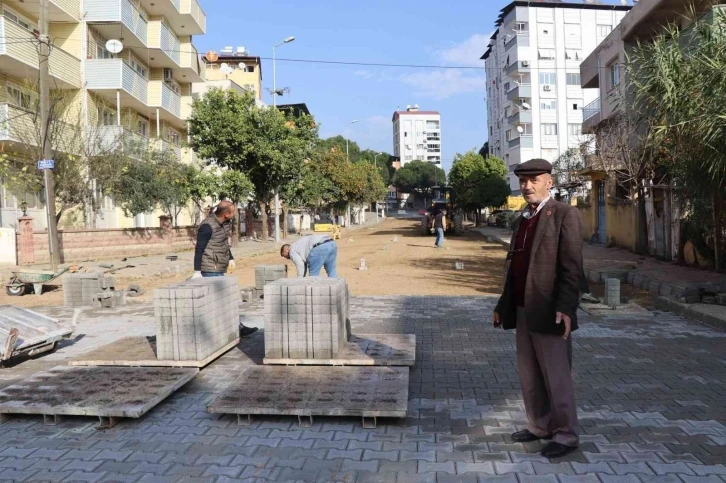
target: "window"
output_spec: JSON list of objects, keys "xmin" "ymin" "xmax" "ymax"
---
[
  {"xmin": 519, "ymin": 123, "xmax": 532, "ymax": 135},
  {"xmin": 2, "ymin": 7, "xmax": 37, "ymax": 33},
  {"xmin": 404, "ymin": 132, "xmax": 408, "ymax": 137},
  {"xmin": 166, "ymin": 80, "xmax": 181, "ymax": 95},
  {"xmin": 490, "ymin": 126, "xmax": 493, "ymax": 136},
  {"xmin": 540, "ymin": 100, "xmax": 557, "ymax": 110},
  {"xmin": 571, "ymin": 100, "xmax": 583, "ymax": 110},
  {"xmin": 597, "ymin": 25, "xmax": 612, "ymax": 37},
  {"xmin": 505, "ymin": 130, "xmax": 512, "ymax": 141},
  {"xmin": 539, "ymin": 72, "xmax": 556, "ymax": 85},
  {"xmin": 565, "ymin": 50, "xmax": 583, "ymax": 61},
  {"xmin": 243, "ymin": 84, "xmax": 255, "ymax": 93},
  {"xmin": 541, "ymin": 124, "xmax": 558, "ymax": 136},
  {"xmin": 539, "ymin": 23, "xmax": 553, "ymax": 36},
  {"xmin": 97, "ymin": 44, "xmax": 115, "ymax": 59},
  {"xmin": 6, "ymin": 83, "xmax": 35, "ymax": 110},
  {"xmin": 169, "ymin": 131, "xmax": 180, "ymax": 146},
  {"xmin": 129, "ymin": 57, "xmax": 147, "ymax": 78},
  {"xmin": 609, "ymin": 62, "xmax": 621, "ymax": 88},
  {"xmin": 515, "ymin": 22, "xmax": 528, "ymax": 32},
  {"xmin": 404, "ymin": 155, "xmax": 413, "ymax": 161},
  {"xmin": 245, "ymin": 65, "xmax": 255, "ymax": 73},
  {"xmin": 538, "ymin": 49, "xmax": 556, "ymax": 60},
  {"xmin": 568, "ymin": 124, "xmax": 582, "ymax": 136},
  {"xmin": 426, "ymin": 120, "xmax": 439, "ymax": 130},
  {"xmin": 566, "ymin": 73, "xmax": 581, "ymax": 86},
  {"xmin": 564, "ymin": 24, "xmax": 581, "ymax": 39},
  {"xmin": 97, "ymin": 106, "xmax": 115, "ymax": 126},
  {"xmin": 504, "ymin": 106, "xmax": 510, "ymax": 118}
]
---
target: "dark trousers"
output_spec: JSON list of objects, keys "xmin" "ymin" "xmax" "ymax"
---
[{"xmin": 516, "ymin": 308, "xmax": 579, "ymax": 447}]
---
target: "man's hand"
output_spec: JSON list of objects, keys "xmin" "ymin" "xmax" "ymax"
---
[
  {"xmin": 492, "ymin": 311, "xmax": 502, "ymax": 328},
  {"xmin": 227, "ymin": 260, "xmax": 236, "ymax": 274},
  {"xmin": 190, "ymin": 271, "xmax": 203, "ymax": 280},
  {"xmin": 555, "ymin": 311, "xmax": 572, "ymax": 340}
]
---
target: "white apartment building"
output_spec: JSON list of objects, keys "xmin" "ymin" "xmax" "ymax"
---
[
  {"xmin": 482, "ymin": 0, "xmax": 631, "ymax": 193},
  {"xmin": 392, "ymin": 106, "xmax": 441, "ymax": 167}
]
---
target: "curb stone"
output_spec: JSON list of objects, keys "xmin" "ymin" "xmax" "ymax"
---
[{"xmin": 655, "ymin": 296, "xmax": 726, "ymax": 332}]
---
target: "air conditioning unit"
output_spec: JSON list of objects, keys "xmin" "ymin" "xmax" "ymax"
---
[
  {"xmin": 522, "ymin": 60, "xmax": 530, "ymax": 67},
  {"xmin": 163, "ymin": 68, "xmax": 173, "ymax": 81},
  {"xmin": 543, "ymin": 85, "xmax": 552, "ymax": 91}
]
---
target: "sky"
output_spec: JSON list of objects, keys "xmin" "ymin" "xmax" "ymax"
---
[{"xmin": 195, "ymin": 0, "xmax": 625, "ymax": 173}]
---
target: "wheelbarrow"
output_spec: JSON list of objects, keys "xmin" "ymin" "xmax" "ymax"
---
[{"xmin": 5, "ymin": 266, "xmax": 70, "ymax": 296}]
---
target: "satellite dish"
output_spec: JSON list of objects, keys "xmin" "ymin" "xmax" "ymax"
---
[
  {"xmin": 206, "ymin": 50, "xmax": 218, "ymax": 62},
  {"xmin": 239, "ymin": 62, "xmax": 247, "ymax": 69},
  {"xmin": 105, "ymin": 39, "xmax": 123, "ymax": 54},
  {"xmin": 220, "ymin": 63, "xmax": 233, "ymax": 74},
  {"xmin": 517, "ymin": 126, "xmax": 524, "ymax": 133},
  {"xmin": 522, "ymin": 102, "xmax": 531, "ymax": 110}
]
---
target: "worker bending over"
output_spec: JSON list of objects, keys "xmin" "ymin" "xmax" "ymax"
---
[{"xmin": 281, "ymin": 234, "xmax": 338, "ymax": 278}]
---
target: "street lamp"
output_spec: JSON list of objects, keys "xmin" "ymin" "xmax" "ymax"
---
[
  {"xmin": 373, "ymin": 152, "xmax": 382, "ymax": 222},
  {"xmin": 346, "ymin": 120, "xmax": 358, "ymax": 161},
  {"xmin": 273, "ymin": 35, "xmax": 295, "ymax": 243}
]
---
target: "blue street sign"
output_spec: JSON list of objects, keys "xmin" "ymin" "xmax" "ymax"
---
[{"xmin": 37, "ymin": 159, "xmax": 54, "ymax": 170}]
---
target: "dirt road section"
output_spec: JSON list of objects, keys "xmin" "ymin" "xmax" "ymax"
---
[{"xmin": 0, "ymin": 219, "xmax": 507, "ymax": 307}]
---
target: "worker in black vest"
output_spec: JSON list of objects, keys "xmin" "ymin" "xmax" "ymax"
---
[{"xmin": 192, "ymin": 201, "xmax": 257, "ymax": 337}]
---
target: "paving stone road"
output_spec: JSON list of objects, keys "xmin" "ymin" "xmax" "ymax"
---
[{"xmin": 0, "ymin": 296, "xmax": 723, "ymax": 482}]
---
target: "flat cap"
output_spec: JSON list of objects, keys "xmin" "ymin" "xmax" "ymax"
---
[{"xmin": 514, "ymin": 158, "xmax": 553, "ymax": 176}]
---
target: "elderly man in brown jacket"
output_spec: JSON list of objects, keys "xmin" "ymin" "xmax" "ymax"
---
[{"xmin": 493, "ymin": 158, "xmax": 583, "ymax": 459}]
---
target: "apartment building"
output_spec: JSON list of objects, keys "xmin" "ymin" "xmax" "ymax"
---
[
  {"xmin": 392, "ymin": 105, "xmax": 441, "ymax": 167},
  {"xmin": 0, "ymin": 0, "xmax": 206, "ymax": 230},
  {"xmin": 194, "ymin": 46, "xmax": 263, "ymax": 105},
  {"xmin": 482, "ymin": 0, "xmax": 630, "ymax": 193},
  {"xmin": 578, "ymin": 0, "xmax": 717, "ymax": 258}
]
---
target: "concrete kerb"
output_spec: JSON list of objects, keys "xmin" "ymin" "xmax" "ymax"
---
[{"xmin": 656, "ymin": 296, "xmax": 726, "ymax": 332}]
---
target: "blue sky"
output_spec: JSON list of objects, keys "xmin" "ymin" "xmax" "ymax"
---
[{"xmin": 195, "ymin": 0, "xmax": 623, "ymax": 173}]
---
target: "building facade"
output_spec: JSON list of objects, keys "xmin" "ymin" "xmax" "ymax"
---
[
  {"xmin": 392, "ymin": 106, "xmax": 441, "ymax": 167},
  {"xmin": 0, "ymin": 0, "xmax": 206, "ymax": 230},
  {"xmin": 578, "ymin": 0, "xmax": 717, "ymax": 260},
  {"xmin": 482, "ymin": 0, "xmax": 630, "ymax": 193},
  {"xmin": 197, "ymin": 46, "xmax": 262, "ymax": 103}
]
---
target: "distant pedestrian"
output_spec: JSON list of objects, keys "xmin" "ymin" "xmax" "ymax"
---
[
  {"xmin": 192, "ymin": 201, "xmax": 257, "ymax": 337},
  {"xmin": 434, "ymin": 209, "xmax": 447, "ymax": 248},
  {"xmin": 280, "ymin": 234, "xmax": 338, "ymax": 278},
  {"xmin": 492, "ymin": 158, "xmax": 582, "ymax": 459}
]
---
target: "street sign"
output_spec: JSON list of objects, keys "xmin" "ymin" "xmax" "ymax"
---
[{"xmin": 37, "ymin": 159, "xmax": 54, "ymax": 170}]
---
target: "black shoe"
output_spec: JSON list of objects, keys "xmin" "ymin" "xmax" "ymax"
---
[
  {"xmin": 511, "ymin": 430, "xmax": 552, "ymax": 443},
  {"xmin": 541, "ymin": 441, "xmax": 578, "ymax": 458},
  {"xmin": 239, "ymin": 326, "xmax": 259, "ymax": 337}
]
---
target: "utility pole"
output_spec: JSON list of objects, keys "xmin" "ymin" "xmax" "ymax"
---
[{"xmin": 39, "ymin": 0, "xmax": 60, "ymax": 270}]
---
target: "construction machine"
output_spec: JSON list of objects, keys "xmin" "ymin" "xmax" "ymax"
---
[{"xmin": 419, "ymin": 186, "xmax": 464, "ymax": 236}]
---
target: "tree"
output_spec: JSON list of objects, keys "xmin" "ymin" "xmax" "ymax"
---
[
  {"xmin": 317, "ymin": 135, "xmax": 360, "ymax": 162},
  {"xmin": 357, "ymin": 149, "xmax": 394, "ymax": 184},
  {"xmin": 552, "ymin": 148, "xmax": 586, "ymax": 198},
  {"xmin": 448, "ymin": 151, "xmax": 509, "ymax": 225},
  {"xmin": 627, "ymin": 4, "xmax": 726, "ymax": 267},
  {"xmin": 391, "ymin": 160, "xmax": 446, "ymax": 206},
  {"xmin": 187, "ymin": 88, "xmax": 318, "ymax": 240},
  {"xmin": 185, "ymin": 166, "xmax": 218, "ymax": 225},
  {"xmin": 478, "ymin": 142, "xmax": 489, "ymax": 158}
]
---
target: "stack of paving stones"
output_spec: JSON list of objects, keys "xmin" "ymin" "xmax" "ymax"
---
[
  {"xmin": 153, "ymin": 277, "xmax": 239, "ymax": 361},
  {"xmin": 264, "ymin": 278, "xmax": 350, "ymax": 359},
  {"xmin": 254, "ymin": 264, "xmax": 287, "ymax": 297},
  {"xmin": 63, "ymin": 272, "xmax": 116, "ymax": 307}
]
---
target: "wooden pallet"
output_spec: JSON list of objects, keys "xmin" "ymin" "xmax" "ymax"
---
[
  {"xmin": 0, "ymin": 366, "xmax": 197, "ymax": 428},
  {"xmin": 67, "ymin": 336, "xmax": 239, "ymax": 368},
  {"xmin": 207, "ymin": 365, "xmax": 408, "ymax": 428},
  {"xmin": 263, "ymin": 334, "xmax": 416, "ymax": 366}
]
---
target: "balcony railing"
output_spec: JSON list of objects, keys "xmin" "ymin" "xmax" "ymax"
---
[
  {"xmin": 505, "ymin": 32, "xmax": 530, "ymax": 49},
  {"xmin": 0, "ymin": 103, "xmax": 80, "ymax": 152},
  {"xmin": 506, "ymin": 60, "xmax": 530, "ymax": 76},
  {"xmin": 86, "ymin": 0, "xmax": 148, "ymax": 45},
  {"xmin": 85, "ymin": 59, "xmax": 149, "ymax": 104},
  {"xmin": 583, "ymin": 98, "xmax": 601, "ymax": 121},
  {"xmin": 507, "ymin": 83, "xmax": 531, "ymax": 101},
  {"xmin": 508, "ymin": 135, "xmax": 533, "ymax": 149},
  {"xmin": 161, "ymin": 84, "xmax": 181, "ymax": 118},
  {"xmin": 121, "ymin": 0, "xmax": 148, "ymax": 43},
  {"xmin": 160, "ymin": 23, "xmax": 181, "ymax": 65},
  {"xmin": 180, "ymin": 0, "xmax": 206, "ymax": 33}
]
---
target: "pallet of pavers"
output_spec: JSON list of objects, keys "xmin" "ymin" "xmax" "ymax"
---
[
  {"xmin": 254, "ymin": 264, "xmax": 287, "ymax": 298},
  {"xmin": 0, "ymin": 366, "xmax": 197, "ymax": 428},
  {"xmin": 0, "ymin": 306, "xmax": 73, "ymax": 363},
  {"xmin": 263, "ymin": 278, "xmax": 416, "ymax": 366},
  {"xmin": 207, "ymin": 365, "xmax": 408, "ymax": 428},
  {"xmin": 69, "ymin": 277, "xmax": 241, "ymax": 368}
]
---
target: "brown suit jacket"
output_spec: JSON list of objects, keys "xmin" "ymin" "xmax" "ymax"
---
[{"xmin": 494, "ymin": 198, "xmax": 583, "ymax": 335}]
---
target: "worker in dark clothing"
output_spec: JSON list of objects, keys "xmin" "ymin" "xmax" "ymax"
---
[
  {"xmin": 191, "ymin": 201, "xmax": 257, "ymax": 337},
  {"xmin": 434, "ymin": 209, "xmax": 447, "ymax": 248}
]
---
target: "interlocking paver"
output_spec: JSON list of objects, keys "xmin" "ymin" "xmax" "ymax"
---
[{"xmin": 0, "ymin": 295, "xmax": 721, "ymax": 482}]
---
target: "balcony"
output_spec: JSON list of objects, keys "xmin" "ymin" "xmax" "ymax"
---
[
  {"xmin": 508, "ymin": 135, "xmax": 533, "ymax": 149},
  {"xmin": 180, "ymin": 42, "xmax": 205, "ymax": 82},
  {"xmin": 582, "ymin": 98, "xmax": 602, "ymax": 134},
  {"xmin": 0, "ymin": 103, "xmax": 80, "ymax": 153},
  {"xmin": 508, "ymin": 109, "xmax": 532, "ymax": 125},
  {"xmin": 506, "ymin": 60, "xmax": 531, "ymax": 76},
  {"xmin": 11, "ymin": 0, "xmax": 79, "ymax": 22},
  {"xmin": 86, "ymin": 0, "xmax": 148, "ymax": 51},
  {"xmin": 148, "ymin": 21, "xmax": 180, "ymax": 68},
  {"xmin": 149, "ymin": 81, "xmax": 182, "ymax": 125},
  {"xmin": 153, "ymin": 139, "xmax": 182, "ymax": 161},
  {"xmin": 507, "ymin": 84, "xmax": 531, "ymax": 101},
  {"xmin": 505, "ymin": 32, "xmax": 530, "ymax": 49},
  {"xmin": 86, "ymin": 59, "xmax": 149, "ymax": 113},
  {"xmin": 0, "ymin": 19, "xmax": 81, "ymax": 89},
  {"xmin": 91, "ymin": 126, "xmax": 151, "ymax": 157},
  {"xmin": 140, "ymin": 0, "xmax": 206, "ymax": 36}
]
